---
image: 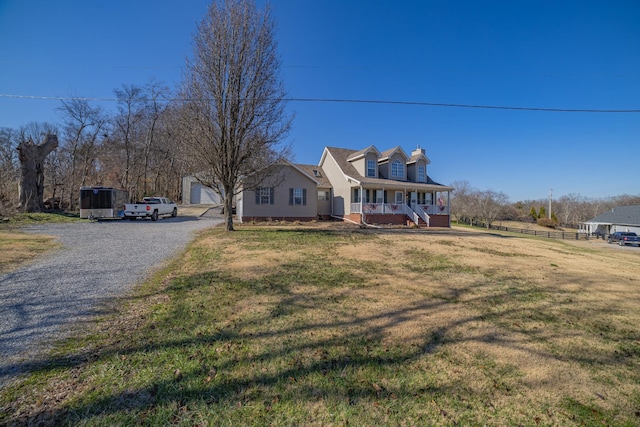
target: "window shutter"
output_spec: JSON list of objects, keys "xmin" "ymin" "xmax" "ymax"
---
[
  {"xmin": 289, "ymin": 188, "xmax": 293, "ymax": 205},
  {"xmin": 255, "ymin": 188, "xmax": 260, "ymax": 204},
  {"xmin": 302, "ymin": 189, "xmax": 307, "ymax": 205},
  {"xmin": 270, "ymin": 187, "xmax": 274, "ymax": 204}
]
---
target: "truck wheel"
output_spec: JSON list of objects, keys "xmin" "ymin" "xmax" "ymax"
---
[
  {"xmin": 172, "ymin": 207, "xmax": 177, "ymax": 217},
  {"xmin": 151, "ymin": 210, "xmax": 159, "ymax": 221}
]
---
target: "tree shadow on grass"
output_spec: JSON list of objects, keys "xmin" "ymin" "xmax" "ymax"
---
[{"xmin": 4, "ymin": 243, "xmax": 639, "ymax": 425}]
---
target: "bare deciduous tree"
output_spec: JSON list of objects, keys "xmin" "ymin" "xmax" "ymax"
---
[
  {"xmin": 449, "ymin": 180, "xmax": 474, "ymax": 224},
  {"xmin": 113, "ymin": 84, "xmax": 146, "ymax": 198},
  {"xmin": 140, "ymin": 80, "xmax": 170, "ymax": 196},
  {"xmin": 0, "ymin": 128, "xmax": 19, "ymax": 214},
  {"xmin": 17, "ymin": 133, "xmax": 58, "ymax": 212},
  {"xmin": 475, "ymin": 189, "xmax": 509, "ymax": 228},
  {"xmin": 179, "ymin": 0, "xmax": 292, "ymax": 231},
  {"xmin": 57, "ymin": 98, "xmax": 107, "ymax": 210}
]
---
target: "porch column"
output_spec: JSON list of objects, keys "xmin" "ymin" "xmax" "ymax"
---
[
  {"xmin": 360, "ymin": 185, "xmax": 364, "ymax": 220},
  {"xmin": 447, "ymin": 190, "xmax": 451, "ymax": 227}
]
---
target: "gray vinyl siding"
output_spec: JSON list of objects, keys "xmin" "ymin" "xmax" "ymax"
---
[
  {"xmin": 320, "ymin": 151, "xmax": 354, "ymax": 215},
  {"xmin": 407, "ymin": 159, "xmax": 427, "ymax": 182},
  {"xmin": 317, "ymin": 187, "xmax": 332, "ymax": 216},
  {"xmin": 240, "ymin": 165, "xmax": 317, "ymax": 219}
]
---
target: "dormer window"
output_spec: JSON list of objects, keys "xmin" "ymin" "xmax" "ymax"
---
[
  {"xmin": 391, "ymin": 160, "xmax": 404, "ymax": 178},
  {"xmin": 367, "ymin": 159, "xmax": 376, "ymax": 177},
  {"xmin": 418, "ymin": 165, "xmax": 426, "ymax": 182}
]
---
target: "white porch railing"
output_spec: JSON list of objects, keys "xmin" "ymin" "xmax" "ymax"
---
[
  {"xmin": 351, "ymin": 203, "xmax": 448, "ymax": 216},
  {"xmin": 425, "ymin": 204, "xmax": 449, "ymax": 215},
  {"xmin": 351, "ymin": 203, "xmax": 408, "ymax": 214},
  {"xmin": 348, "ymin": 203, "xmax": 419, "ymax": 225},
  {"xmin": 412, "ymin": 203, "xmax": 430, "ymax": 227}
]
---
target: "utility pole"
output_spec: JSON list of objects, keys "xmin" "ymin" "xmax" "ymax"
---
[{"xmin": 548, "ymin": 188, "xmax": 553, "ymax": 219}]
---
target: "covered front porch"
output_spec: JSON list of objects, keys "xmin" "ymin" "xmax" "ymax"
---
[{"xmin": 348, "ymin": 187, "xmax": 451, "ymax": 227}]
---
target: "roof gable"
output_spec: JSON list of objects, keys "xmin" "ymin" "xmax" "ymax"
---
[
  {"xmin": 347, "ymin": 145, "xmax": 381, "ymax": 162},
  {"xmin": 320, "ymin": 147, "xmax": 362, "ymax": 183},
  {"xmin": 407, "ymin": 152, "xmax": 431, "ymax": 165},
  {"xmin": 379, "ymin": 146, "xmax": 408, "ymax": 161}
]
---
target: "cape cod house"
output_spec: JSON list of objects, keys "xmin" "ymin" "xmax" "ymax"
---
[{"xmin": 232, "ymin": 145, "xmax": 452, "ymax": 227}]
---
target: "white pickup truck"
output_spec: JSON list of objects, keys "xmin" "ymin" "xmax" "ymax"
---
[{"xmin": 123, "ymin": 197, "xmax": 178, "ymax": 221}]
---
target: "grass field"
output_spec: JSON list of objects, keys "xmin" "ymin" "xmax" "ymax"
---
[
  {"xmin": 1, "ymin": 223, "xmax": 639, "ymax": 426},
  {"xmin": 0, "ymin": 231, "xmax": 58, "ymax": 274},
  {"xmin": 0, "ymin": 212, "xmax": 82, "ymax": 273}
]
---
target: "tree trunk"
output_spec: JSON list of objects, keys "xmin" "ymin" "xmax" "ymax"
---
[
  {"xmin": 17, "ymin": 134, "xmax": 58, "ymax": 212},
  {"xmin": 223, "ymin": 186, "xmax": 234, "ymax": 231}
]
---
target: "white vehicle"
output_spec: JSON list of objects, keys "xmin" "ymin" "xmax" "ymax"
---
[{"xmin": 123, "ymin": 197, "xmax": 177, "ymax": 221}]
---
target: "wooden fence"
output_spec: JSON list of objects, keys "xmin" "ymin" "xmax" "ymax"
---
[{"xmin": 459, "ymin": 222, "xmax": 599, "ymax": 241}]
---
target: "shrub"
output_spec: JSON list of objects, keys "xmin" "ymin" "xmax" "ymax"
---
[
  {"xmin": 537, "ymin": 217, "xmax": 558, "ymax": 228},
  {"xmin": 538, "ymin": 206, "xmax": 546, "ymax": 219},
  {"xmin": 529, "ymin": 207, "xmax": 538, "ymax": 222}
]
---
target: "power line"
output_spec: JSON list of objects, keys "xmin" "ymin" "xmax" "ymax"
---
[
  {"xmin": 1, "ymin": 93, "xmax": 639, "ymax": 113},
  {"xmin": 286, "ymin": 98, "xmax": 640, "ymax": 113}
]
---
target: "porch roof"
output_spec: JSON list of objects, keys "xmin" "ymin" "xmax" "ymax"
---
[{"xmin": 356, "ymin": 176, "xmax": 453, "ymax": 192}]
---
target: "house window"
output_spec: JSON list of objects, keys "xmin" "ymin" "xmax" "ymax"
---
[
  {"xmin": 289, "ymin": 188, "xmax": 306, "ymax": 205},
  {"xmin": 255, "ymin": 187, "xmax": 274, "ymax": 205},
  {"xmin": 395, "ymin": 191, "xmax": 404, "ymax": 204},
  {"xmin": 318, "ymin": 190, "xmax": 329, "ymax": 201},
  {"xmin": 367, "ymin": 159, "xmax": 376, "ymax": 177},
  {"xmin": 391, "ymin": 160, "xmax": 404, "ymax": 177},
  {"xmin": 353, "ymin": 188, "xmax": 360, "ymax": 203},
  {"xmin": 418, "ymin": 166, "xmax": 425, "ymax": 182}
]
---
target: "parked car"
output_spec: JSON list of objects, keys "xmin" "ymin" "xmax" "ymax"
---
[
  {"xmin": 123, "ymin": 197, "xmax": 177, "ymax": 221},
  {"xmin": 607, "ymin": 232, "xmax": 640, "ymax": 246}
]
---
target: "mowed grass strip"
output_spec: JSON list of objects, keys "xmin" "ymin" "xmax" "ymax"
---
[
  {"xmin": 0, "ymin": 231, "xmax": 59, "ymax": 274},
  {"xmin": 0, "ymin": 212, "xmax": 83, "ymax": 273},
  {"xmin": 2, "ymin": 225, "xmax": 639, "ymax": 426}
]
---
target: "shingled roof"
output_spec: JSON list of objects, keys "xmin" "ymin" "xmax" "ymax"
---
[
  {"xmin": 322, "ymin": 146, "xmax": 452, "ymax": 191},
  {"xmin": 585, "ymin": 205, "xmax": 640, "ymax": 226},
  {"xmin": 295, "ymin": 164, "xmax": 331, "ymax": 188}
]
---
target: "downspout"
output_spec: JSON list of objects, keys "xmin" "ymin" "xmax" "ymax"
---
[
  {"xmin": 330, "ymin": 187, "xmax": 334, "ymax": 219},
  {"xmin": 335, "ymin": 214, "xmax": 363, "ymax": 226},
  {"xmin": 360, "ymin": 185, "xmax": 364, "ymax": 224}
]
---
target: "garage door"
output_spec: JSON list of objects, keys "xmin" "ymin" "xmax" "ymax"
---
[{"xmin": 190, "ymin": 183, "xmax": 221, "ymax": 204}]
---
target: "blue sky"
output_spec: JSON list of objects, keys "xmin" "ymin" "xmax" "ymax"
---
[{"xmin": 1, "ymin": 0, "xmax": 638, "ymax": 201}]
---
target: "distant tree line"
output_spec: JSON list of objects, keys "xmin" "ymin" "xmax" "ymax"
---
[
  {"xmin": 0, "ymin": 80, "xmax": 194, "ymax": 216},
  {"xmin": 449, "ymin": 180, "xmax": 640, "ymax": 229}
]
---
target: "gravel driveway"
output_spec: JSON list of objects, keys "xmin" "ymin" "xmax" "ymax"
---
[{"xmin": 0, "ymin": 212, "xmax": 222, "ymax": 387}]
